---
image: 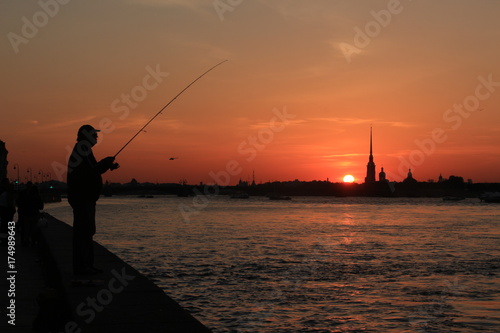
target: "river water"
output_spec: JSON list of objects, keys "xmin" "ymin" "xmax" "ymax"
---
[{"xmin": 46, "ymin": 196, "xmax": 500, "ymax": 332}]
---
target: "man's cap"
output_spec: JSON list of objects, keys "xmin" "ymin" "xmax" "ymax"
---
[{"xmin": 77, "ymin": 124, "xmax": 100, "ymax": 141}]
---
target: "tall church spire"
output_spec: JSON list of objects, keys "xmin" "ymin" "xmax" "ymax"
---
[
  {"xmin": 369, "ymin": 126, "xmax": 373, "ymax": 161},
  {"xmin": 365, "ymin": 126, "xmax": 376, "ymax": 183}
]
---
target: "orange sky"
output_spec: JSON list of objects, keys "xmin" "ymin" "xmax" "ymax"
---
[{"xmin": 1, "ymin": 0, "xmax": 500, "ymax": 185}]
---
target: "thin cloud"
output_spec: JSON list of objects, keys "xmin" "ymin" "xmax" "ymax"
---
[
  {"xmin": 35, "ymin": 116, "xmax": 98, "ymax": 130},
  {"xmin": 249, "ymin": 119, "xmax": 305, "ymax": 130},
  {"xmin": 126, "ymin": 0, "xmax": 212, "ymax": 11},
  {"xmin": 381, "ymin": 121, "xmax": 418, "ymax": 128},
  {"xmin": 385, "ymin": 144, "xmax": 500, "ymax": 158},
  {"xmin": 323, "ymin": 153, "xmax": 364, "ymax": 158},
  {"xmin": 310, "ymin": 117, "xmax": 417, "ymax": 128},
  {"xmin": 114, "ymin": 117, "xmax": 184, "ymax": 132},
  {"xmin": 310, "ymin": 117, "xmax": 372, "ymax": 125}
]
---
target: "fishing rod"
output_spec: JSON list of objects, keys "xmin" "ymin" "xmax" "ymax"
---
[{"xmin": 113, "ymin": 59, "xmax": 228, "ymax": 158}]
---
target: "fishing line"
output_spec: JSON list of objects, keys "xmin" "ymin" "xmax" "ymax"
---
[{"xmin": 113, "ymin": 59, "xmax": 228, "ymax": 158}]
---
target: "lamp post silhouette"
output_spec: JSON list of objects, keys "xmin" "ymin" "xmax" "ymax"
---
[
  {"xmin": 13, "ymin": 164, "xmax": 20, "ymax": 184},
  {"xmin": 38, "ymin": 169, "xmax": 45, "ymax": 183},
  {"xmin": 27, "ymin": 168, "xmax": 33, "ymax": 183}
]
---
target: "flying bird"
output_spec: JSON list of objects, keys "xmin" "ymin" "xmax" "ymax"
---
[{"xmin": 169, "ymin": 157, "xmax": 178, "ymax": 160}]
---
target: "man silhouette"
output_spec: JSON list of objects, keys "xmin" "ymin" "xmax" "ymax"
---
[{"xmin": 67, "ymin": 125, "xmax": 119, "ymax": 276}]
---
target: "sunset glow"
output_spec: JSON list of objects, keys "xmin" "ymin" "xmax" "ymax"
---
[{"xmin": 1, "ymin": 1, "xmax": 499, "ymax": 184}]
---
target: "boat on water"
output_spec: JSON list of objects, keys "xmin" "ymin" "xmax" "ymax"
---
[
  {"xmin": 442, "ymin": 196, "xmax": 465, "ymax": 201},
  {"xmin": 479, "ymin": 192, "xmax": 500, "ymax": 203}
]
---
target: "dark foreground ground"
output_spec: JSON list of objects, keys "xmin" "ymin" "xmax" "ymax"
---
[{"xmin": 0, "ymin": 214, "xmax": 212, "ymax": 333}]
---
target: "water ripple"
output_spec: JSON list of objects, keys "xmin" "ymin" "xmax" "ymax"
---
[{"xmin": 46, "ymin": 196, "xmax": 500, "ymax": 332}]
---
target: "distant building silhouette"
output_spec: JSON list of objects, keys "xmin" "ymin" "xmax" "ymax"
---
[
  {"xmin": 379, "ymin": 167, "xmax": 386, "ymax": 182},
  {"xmin": 238, "ymin": 178, "xmax": 249, "ymax": 187},
  {"xmin": 403, "ymin": 169, "xmax": 418, "ymax": 183},
  {"xmin": 364, "ymin": 127, "xmax": 376, "ymax": 183},
  {"xmin": 0, "ymin": 141, "xmax": 7, "ymax": 180}
]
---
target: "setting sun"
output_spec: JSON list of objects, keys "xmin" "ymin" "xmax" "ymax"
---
[{"xmin": 343, "ymin": 175, "xmax": 355, "ymax": 183}]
